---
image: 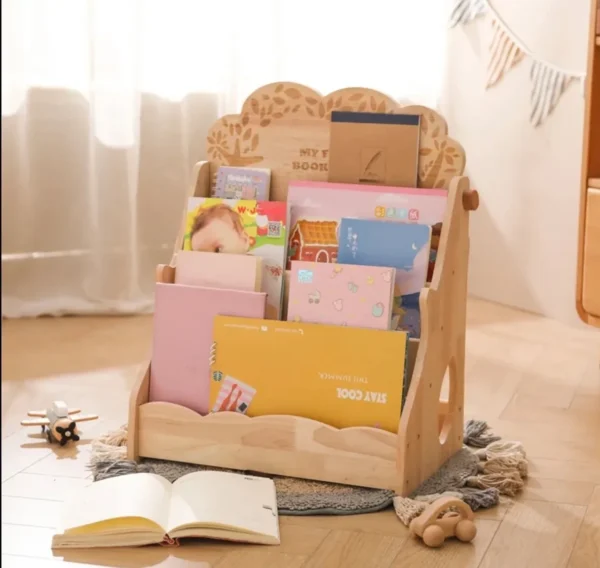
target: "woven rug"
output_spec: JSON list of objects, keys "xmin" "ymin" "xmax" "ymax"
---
[{"xmin": 88, "ymin": 420, "xmax": 528, "ymax": 525}]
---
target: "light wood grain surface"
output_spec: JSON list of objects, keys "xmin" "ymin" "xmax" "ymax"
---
[{"xmin": 2, "ymin": 299, "xmax": 599, "ymax": 567}]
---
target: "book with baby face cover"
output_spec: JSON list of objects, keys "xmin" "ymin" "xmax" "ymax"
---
[
  {"xmin": 287, "ymin": 261, "xmax": 395, "ymax": 330},
  {"xmin": 52, "ymin": 471, "xmax": 279, "ymax": 548},
  {"xmin": 150, "ymin": 283, "xmax": 266, "ymax": 415},
  {"xmin": 210, "ymin": 316, "xmax": 408, "ymax": 432},
  {"xmin": 182, "ymin": 197, "xmax": 286, "ymax": 319}
]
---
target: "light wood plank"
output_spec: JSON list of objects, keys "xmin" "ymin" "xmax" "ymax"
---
[
  {"xmin": 2, "ymin": 473, "xmax": 90, "ymax": 501},
  {"xmin": 1, "ymin": 525, "xmax": 55, "ymax": 559},
  {"xmin": 520, "ymin": 477, "xmax": 596, "ymax": 506},
  {"xmin": 215, "ymin": 551, "xmax": 307, "ymax": 568},
  {"xmin": 1, "ymin": 432, "xmax": 53, "ymax": 483},
  {"xmin": 478, "ymin": 500, "xmax": 586, "ymax": 568},
  {"xmin": 60, "ymin": 545, "xmax": 227, "ymax": 567},
  {"xmin": 281, "ymin": 511, "xmax": 407, "ymax": 538},
  {"xmin": 2, "ymin": 556, "xmax": 100, "ymax": 568},
  {"xmin": 24, "ymin": 447, "xmax": 91, "ymax": 479},
  {"xmin": 302, "ymin": 530, "xmax": 405, "ymax": 568},
  {"xmin": 391, "ymin": 519, "xmax": 499, "ymax": 568},
  {"xmin": 276, "ymin": 523, "xmax": 331, "ymax": 556},
  {"xmin": 529, "ymin": 458, "xmax": 600, "ymax": 485},
  {"xmin": 568, "ymin": 485, "xmax": 600, "ymax": 567},
  {"xmin": 2, "ymin": 497, "xmax": 61, "ymax": 529}
]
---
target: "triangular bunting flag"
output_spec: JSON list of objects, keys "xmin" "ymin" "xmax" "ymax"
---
[
  {"xmin": 529, "ymin": 61, "xmax": 574, "ymax": 127},
  {"xmin": 450, "ymin": 0, "xmax": 585, "ymax": 127},
  {"xmin": 449, "ymin": 0, "xmax": 487, "ymax": 28},
  {"xmin": 486, "ymin": 19, "xmax": 525, "ymax": 88}
]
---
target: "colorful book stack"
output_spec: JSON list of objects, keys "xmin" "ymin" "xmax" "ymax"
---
[{"xmin": 149, "ymin": 114, "xmax": 449, "ymax": 434}]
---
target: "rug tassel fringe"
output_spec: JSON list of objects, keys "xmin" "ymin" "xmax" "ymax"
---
[
  {"xmin": 465, "ymin": 471, "xmax": 524, "ymax": 497},
  {"xmin": 463, "ymin": 419, "xmax": 502, "ymax": 448},
  {"xmin": 90, "ymin": 424, "xmax": 128, "ymax": 465}
]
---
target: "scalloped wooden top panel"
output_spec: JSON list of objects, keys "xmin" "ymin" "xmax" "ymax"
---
[{"xmin": 206, "ymin": 82, "xmax": 466, "ymax": 202}]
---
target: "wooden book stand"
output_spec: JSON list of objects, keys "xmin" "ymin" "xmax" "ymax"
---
[{"xmin": 127, "ymin": 83, "xmax": 478, "ymax": 496}]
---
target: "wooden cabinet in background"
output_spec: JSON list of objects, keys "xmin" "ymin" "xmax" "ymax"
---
[{"xmin": 577, "ymin": 0, "xmax": 600, "ymax": 327}]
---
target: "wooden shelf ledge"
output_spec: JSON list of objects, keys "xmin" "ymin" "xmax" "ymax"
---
[{"xmin": 589, "ymin": 178, "xmax": 600, "ymax": 189}]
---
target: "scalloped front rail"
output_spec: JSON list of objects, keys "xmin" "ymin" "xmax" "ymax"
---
[{"xmin": 137, "ymin": 402, "xmax": 403, "ymax": 492}]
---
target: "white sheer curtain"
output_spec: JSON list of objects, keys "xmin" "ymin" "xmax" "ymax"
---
[{"xmin": 1, "ymin": 0, "xmax": 448, "ymax": 317}]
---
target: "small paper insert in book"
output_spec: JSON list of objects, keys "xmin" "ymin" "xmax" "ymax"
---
[
  {"xmin": 287, "ymin": 261, "xmax": 395, "ymax": 330},
  {"xmin": 150, "ymin": 283, "xmax": 266, "ymax": 415},
  {"xmin": 286, "ymin": 181, "xmax": 446, "ymax": 268},
  {"xmin": 337, "ymin": 218, "xmax": 432, "ymax": 338},
  {"xmin": 182, "ymin": 198, "xmax": 286, "ymax": 320},
  {"xmin": 210, "ymin": 316, "xmax": 408, "ymax": 432}
]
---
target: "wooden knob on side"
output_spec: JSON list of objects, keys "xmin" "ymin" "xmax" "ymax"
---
[{"xmin": 462, "ymin": 189, "xmax": 480, "ymax": 211}]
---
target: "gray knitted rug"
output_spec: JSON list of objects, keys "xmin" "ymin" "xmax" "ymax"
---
[{"xmin": 89, "ymin": 420, "xmax": 528, "ymax": 523}]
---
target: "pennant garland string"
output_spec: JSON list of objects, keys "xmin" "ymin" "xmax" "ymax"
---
[{"xmin": 449, "ymin": 0, "xmax": 586, "ymax": 126}]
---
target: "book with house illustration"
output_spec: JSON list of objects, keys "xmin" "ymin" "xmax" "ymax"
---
[
  {"xmin": 287, "ymin": 261, "xmax": 395, "ymax": 330},
  {"xmin": 182, "ymin": 197, "xmax": 286, "ymax": 319},
  {"xmin": 210, "ymin": 315, "xmax": 408, "ymax": 432},
  {"xmin": 337, "ymin": 219, "xmax": 432, "ymax": 338},
  {"xmin": 213, "ymin": 166, "xmax": 271, "ymax": 200},
  {"xmin": 286, "ymin": 181, "xmax": 446, "ymax": 269},
  {"xmin": 52, "ymin": 471, "xmax": 279, "ymax": 549}
]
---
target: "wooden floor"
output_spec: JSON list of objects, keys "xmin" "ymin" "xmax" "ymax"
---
[{"xmin": 1, "ymin": 298, "xmax": 599, "ymax": 567}]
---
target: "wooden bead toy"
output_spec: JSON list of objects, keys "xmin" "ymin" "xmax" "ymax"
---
[
  {"xmin": 409, "ymin": 496, "xmax": 477, "ymax": 548},
  {"xmin": 21, "ymin": 401, "xmax": 99, "ymax": 446}
]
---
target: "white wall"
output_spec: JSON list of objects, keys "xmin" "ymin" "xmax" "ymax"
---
[{"xmin": 441, "ymin": 0, "xmax": 591, "ymax": 326}]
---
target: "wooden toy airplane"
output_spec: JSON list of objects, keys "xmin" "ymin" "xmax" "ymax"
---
[{"xmin": 21, "ymin": 401, "xmax": 99, "ymax": 446}]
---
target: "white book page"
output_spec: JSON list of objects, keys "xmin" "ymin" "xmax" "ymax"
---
[
  {"xmin": 167, "ymin": 471, "xmax": 278, "ymax": 538},
  {"xmin": 59, "ymin": 473, "xmax": 172, "ymax": 533}
]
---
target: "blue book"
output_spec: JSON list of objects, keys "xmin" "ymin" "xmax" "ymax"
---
[{"xmin": 338, "ymin": 218, "xmax": 432, "ymax": 338}]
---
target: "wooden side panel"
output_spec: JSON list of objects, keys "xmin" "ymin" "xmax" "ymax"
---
[
  {"xmin": 127, "ymin": 366, "xmax": 150, "ymax": 461},
  {"xmin": 397, "ymin": 176, "xmax": 472, "ymax": 496},
  {"xmin": 582, "ymin": 188, "xmax": 600, "ymax": 317},
  {"xmin": 137, "ymin": 402, "xmax": 402, "ymax": 492}
]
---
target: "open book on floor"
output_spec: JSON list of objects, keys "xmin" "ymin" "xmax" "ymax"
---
[{"xmin": 52, "ymin": 471, "xmax": 280, "ymax": 549}]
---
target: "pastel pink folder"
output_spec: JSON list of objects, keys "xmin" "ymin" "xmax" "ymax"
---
[
  {"xmin": 175, "ymin": 250, "xmax": 261, "ymax": 291},
  {"xmin": 287, "ymin": 261, "xmax": 395, "ymax": 330},
  {"xmin": 150, "ymin": 283, "xmax": 266, "ymax": 414}
]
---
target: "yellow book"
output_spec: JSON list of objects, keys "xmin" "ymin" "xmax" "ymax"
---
[{"xmin": 210, "ymin": 316, "xmax": 408, "ymax": 432}]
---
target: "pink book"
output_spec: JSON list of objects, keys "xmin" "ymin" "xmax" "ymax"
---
[
  {"xmin": 286, "ymin": 181, "xmax": 446, "ymax": 268},
  {"xmin": 287, "ymin": 261, "xmax": 395, "ymax": 330},
  {"xmin": 149, "ymin": 283, "xmax": 266, "ymax": 414},
  {"xmin": 175, "ymin": 250, "xmax": 262, "ymax": 292}
]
